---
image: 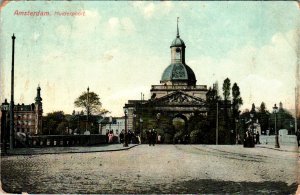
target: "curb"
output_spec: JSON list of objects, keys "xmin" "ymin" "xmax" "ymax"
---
[
  {"xmin": 256, "ymin": 145, "xmax": 299, "ymax": 153},
  {"xmin": 3, "ymin": 144, "xmax": 139, "ymax": 156}
]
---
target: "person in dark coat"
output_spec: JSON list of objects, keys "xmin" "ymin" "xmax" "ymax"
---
[
  {"xmin": 255, "ymin": 131, "xmax": 260, "ymax": 144},
  {"xmin": 151, "ymin": 129, "xmax": 157, "ymax": 146},
  {"xmin": 119, "ymin": 130, "xmax": 124, "ymax": 144},
  {"xmin": 147, "ymin": 129, "xmax": 152, "ymax": 146},
  {"xmin": 244, "ymin": 130, "xmax": 249, "ymax": 147}
]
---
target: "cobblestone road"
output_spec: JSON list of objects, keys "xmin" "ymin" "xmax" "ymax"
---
[{"xmin": 1, "ymin": 145, "xmax": 299, "ymax": 194}]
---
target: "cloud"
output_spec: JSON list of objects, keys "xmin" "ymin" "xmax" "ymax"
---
[
  {"xmin": 191, "ymin": 29, "xmax": 298, "ymax": 111},
  {"xmin": 100, "ymin": 49, "xmax": 119, "ymax": 63},
  {"xmin": 132, "ymin": 2, "xmax": 173, "ymax": 19},
  {"xmin": 106, "ymin": 17, "xmax": 135, "ymax": 36},
  {"xmin": 55, "ymin": 10, "xmax": 101, "ymax": 38}
]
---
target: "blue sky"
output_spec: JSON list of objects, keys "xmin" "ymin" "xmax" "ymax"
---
[{"xmin": 0, "ymin": 1, "xmax": 299, "ymax": 116}]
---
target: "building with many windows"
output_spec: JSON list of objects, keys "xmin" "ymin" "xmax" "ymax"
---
[{"xmin": 0, "ymin": 86, "xmax": 43, "ymax": 136}]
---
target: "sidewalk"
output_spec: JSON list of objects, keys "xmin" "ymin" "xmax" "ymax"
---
[
  {"xmin": 3, "ymin": 144, "xmax": 139, "ymax": 156},
  {"xmin": 255, "ymin": 144, "xmax": 299, "ymax": 153}
]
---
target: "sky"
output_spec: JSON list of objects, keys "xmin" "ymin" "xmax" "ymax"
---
[{"xmin": 0, "ymin": 1, "xmax": 299, "ymax": 117}]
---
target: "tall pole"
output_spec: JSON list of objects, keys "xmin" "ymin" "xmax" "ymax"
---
[
  {"xmin": 86, "ymin": 87, "xmax": 89, "ymax": 132},
  {"xmin": 274, "ymin": 104, "xmax": 280, "ymax": 148},
  {"xmin": 124, "ymin": 110, "xmax": 128, "ymax": 147},
  {"xmin": 216, "ymin": 101, "xmax": 218, "ymax": 145},
  {"xmin": 10, "ymin": 34, "xmax": 15, "ymax": 149},
  {"xmin": 295, "ymin": 87, "xmax": 298, "ymax": 134}
]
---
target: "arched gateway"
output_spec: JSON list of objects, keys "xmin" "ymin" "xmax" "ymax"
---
[{"xmin": 124, "ymin": 20, "xmax": 208, "ymax": 143}]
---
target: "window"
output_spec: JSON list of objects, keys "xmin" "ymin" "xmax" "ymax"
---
[{"xmin": 175, "ymin": 48, "xmax": 181, "ymax": 60}]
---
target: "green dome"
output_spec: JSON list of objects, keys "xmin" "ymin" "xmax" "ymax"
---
[
  {"xmin": 170, "ymin": 37, "xmax": 186, "ymax": 48},
  {"xmin": 161, "ymin": 63, "xmax": 196, "ymax": 85}
]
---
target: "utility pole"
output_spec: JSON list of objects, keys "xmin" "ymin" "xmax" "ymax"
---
[
  {"xmin": 216, "ymin": 101, "xmax": 218, "ymax": 145},
  {"xmin": 10, "ymin": 34, "xmax": 15, "ymax": 149},
  {"xmin": 296, "ymin": 87, "xmax": 298, "ymax": 134},
  {"xmin": 86, "ymin": 87, "xmax": 89, "ymax": 132}
]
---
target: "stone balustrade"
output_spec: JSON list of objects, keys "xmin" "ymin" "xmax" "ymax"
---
[{"xmin": 15, "ymin": 134, "xmax": 107, "ymax": 148}]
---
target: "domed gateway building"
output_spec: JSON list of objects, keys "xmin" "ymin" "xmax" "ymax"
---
[{"xmin": 124, "ymin": 21, "xmax": 208, "ymax": 143}]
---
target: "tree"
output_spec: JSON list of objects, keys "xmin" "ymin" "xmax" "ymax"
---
[
  {"xmin": 232, "ymin": 83, "xmax": 243, "ymax": 119},
  {"xmin": 222, "ymin": 78, "xmax": 231, "ymax": 135},
  {"xmin": 42, "ymin": 111, "xmax": 66, "ymax": 135},
  {"xmin": 222, "ymin": 78, "xmax": 231, "ymax": 101},
  {"xmin": 74, "ymin": 91, "xmax": 109, "ymax": 116},
  {"xmin": 257, "ymin": 102, "xmax": 270, "ymax": 133}
]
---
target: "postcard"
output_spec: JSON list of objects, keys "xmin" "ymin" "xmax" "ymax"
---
[{"xmin": 0, "ymin": 1, "xmax": 299, "ymax": 194}]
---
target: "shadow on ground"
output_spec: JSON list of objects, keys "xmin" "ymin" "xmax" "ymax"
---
[
  {"xmin": 168, "ymin": 179, "xmax": 298, "ymax": 194},
  {"xmin": 3, "ymin": 178, "xmax": 297, "ymax": 194}
]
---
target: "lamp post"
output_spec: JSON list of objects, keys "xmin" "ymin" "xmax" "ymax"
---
[
  {"xmin": 250, "ymin": 113, "xmax": 255, "ymax": 147},
  {"xmin": 156, "ymin": 113, "xmax": 161, "ymax": 128},
  {"xmin": 216, "ymin": 101, "xmax": 218, "ymax": 145},
  {"xmin": 133, "ymin": 114, "xmax": 136, "ymax": 132},
  {"xmin": 1, "ymin": 99, "xmax": 9, "ymax": 153},
  {"xmin": 123, "ymin": 107, "xmax": 128, "ymax": 147},
  {"xmin": 10, "ymin": 34, "xmax": 16, "ymax": 149},
  {"xmin": 273, "ymin": 104, "xmax": 280, "ymax": 148},
  {"xmin": 139, "ymin": 117, "xmax": 143, "ymax": 143},
  {"xmin": 235, "ymin": 119, "xmax": 239, "ymax": 144},
  {"xmin": 86, "ymin": 87, "xmax": 89, "ymax": 132}
]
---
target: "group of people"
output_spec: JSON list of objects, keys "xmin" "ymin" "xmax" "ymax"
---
[
  {"xmin": 119, "ymin": 130, "xmax": 140, "ymax": 144},
  {"xmin": 147, "ymin": 129, "xmax": 157, "ymax": 146},
  {"xmin": 105, "ymin": 130, "xmax": 115, "ymax": 144},
  {"xmin": 244, "ymin": 130, "xmax": 260, "ymax": 147}
]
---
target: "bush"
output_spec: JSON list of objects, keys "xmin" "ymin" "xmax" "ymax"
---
[
  {"xmin": 164, "ymin": 133, "xmax": 173, "ymax": 144},
  {"xmin": 190, "ymin": 130, "xmax": 201, "ymax": 144},
  {"xmin": 173, "ymin": 131, "xmax": 184, "ymax": 144}
]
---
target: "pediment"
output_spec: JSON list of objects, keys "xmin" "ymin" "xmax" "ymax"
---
[{"xmin": 152, "ymin": 91, "xmax": 205, "ymax": 106}]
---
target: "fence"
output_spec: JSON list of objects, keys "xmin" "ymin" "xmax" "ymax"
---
[{"xmin": 15, "ymin": 134, "xmax": 107, "ymax": 148}]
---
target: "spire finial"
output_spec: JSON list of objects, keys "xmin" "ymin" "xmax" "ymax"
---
[{"xmin": 177, "ymin": 17, "xmax": 180, "ymax": 38}]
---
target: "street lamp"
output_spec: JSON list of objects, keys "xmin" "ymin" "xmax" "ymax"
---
[
  {"xmin": 1, "ymin": 99, "xmax": 9, "ymax": 153},
  {"xmin": 250, "ymin": 113, "xmax": 255, "ymax": 147},
  {"xmin": 133, "ymin": 114, "xmax": 136, "ymax": 132},
  {"xmin": 123, "ymin": 107, "xmax": 128, "ymax": 147},
  {"xmin": 273, "ymin": 104, "xmax": 280, "ymax": 148},
  {"xmin": 156, "ymin": 113, "xmax": 161, "ymax": 128},
  {"xmin": 86, "ymin": 87, "xmax": 89, "ymax": 132},
  {"xmin": 235, "ymin": 119, "xmax": 239, "ymax": 144},
  {"xmin": 139, "ymin": 117, "xmax": 143, "ymax": 143}
]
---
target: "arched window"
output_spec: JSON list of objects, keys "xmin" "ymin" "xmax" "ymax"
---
[{"xmin": 175, "ymin": 48, "xmax": 181, "ymax": 60}]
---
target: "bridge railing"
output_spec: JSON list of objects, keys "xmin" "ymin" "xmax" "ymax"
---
[{"xmin": 16, "ymin": 134, "xmax": 107, "ymax": 148}]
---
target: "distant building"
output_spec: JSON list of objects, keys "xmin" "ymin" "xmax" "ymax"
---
[
  {"xmin": 0, "ymin": 86, "xmax": 43, "ymax": 135},
  {"xmin": 100, "ymin": 116, "xmax": 125, "ymax": 135}
]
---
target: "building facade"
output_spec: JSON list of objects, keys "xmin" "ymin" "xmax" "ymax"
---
[
  {"xmin": 1, "ymin": 86, "xmax": 43, "ymax": 136},
  {"xmin": 124, "ymin": 22, "xmax": 208, "ymax": 133},
  {"xmin": 100, "ymin": 117, "xmax": 125, "ymax": 136}
]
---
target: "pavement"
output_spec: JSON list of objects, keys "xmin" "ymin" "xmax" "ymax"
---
[
  {"xmin": 3, "ymin": 144, "xmax": 139, "ymax": 155},
  {"xmin": 1, "ymin": 144, "xmax": 299, "ymax": 194}
]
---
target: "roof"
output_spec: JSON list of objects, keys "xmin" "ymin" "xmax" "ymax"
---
[
  {"xmin": 170, "ymin": 37, "xmax": 186, "ymax": 48},
  {"xmin": 161, "ymin": 63, "xmax": 196, "ymax": 85}
]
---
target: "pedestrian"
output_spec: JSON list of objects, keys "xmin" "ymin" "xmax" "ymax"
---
[
  {"xmin": 157, "ymin": 134, "xmax": 161, "ymax": 144},
  {"xmin": 119, "ymin": 130, "xmax": 124, "ymax": 144},
  {"xmin": 137, "ymin": 135, "xmax": 141, "ymax": 144},
  {"xmin": 296, "ymin": 129, "xmax": 300, "ymax": 147},
  {"xmin": 108, "ymin": 130, "xmax": 114, "ymax": 143},
  {"xmin": 244, "ymin": 130, "xmax": 249, "ymax": 147},
  {"xmin": 147, "ymin": 129, "xmax": 152, "ymax": 146},
  {"xmin": 151, "ymin": 129, "xmax": 157, "ymax": 146},
  {"xmin": 255, "ymin": 131, "xmax": 260, "ymax": 144}
]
